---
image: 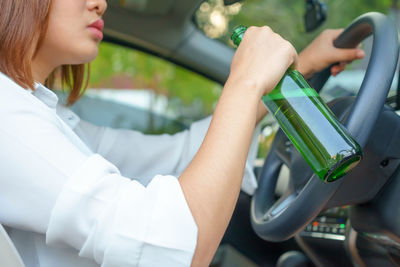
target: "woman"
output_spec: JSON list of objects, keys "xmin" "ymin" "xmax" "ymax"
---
[{"xmin": 0, "ymin": 0, "xmax": 364, "ymax": 266}]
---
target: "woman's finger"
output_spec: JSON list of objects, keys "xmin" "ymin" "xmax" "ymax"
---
[{"xmin": 331, "ymin": 64, "xmax": 346, "ymax": 76}]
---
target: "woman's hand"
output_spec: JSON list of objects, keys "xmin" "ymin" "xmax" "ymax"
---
[
  {"xmin": 228, "ymin": 26, "xmax": 298, "ymax": 96},
  {"xmin": 297, "ymin": 29, "xmax": 365, "ymax": 79}
]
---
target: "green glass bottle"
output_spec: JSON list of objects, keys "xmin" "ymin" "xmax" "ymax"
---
[{"xmin": 231, "ymin": 26, "xmax": 362, "ymax": 182}]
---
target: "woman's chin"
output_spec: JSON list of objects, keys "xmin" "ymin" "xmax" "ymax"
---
[
  {"xmin": 85, "ymin": 51, "xmax": 99, "ymax": 63},
  {"xmin": 73, "ymin": 47, "xmax": 99, "ymax": 64}
]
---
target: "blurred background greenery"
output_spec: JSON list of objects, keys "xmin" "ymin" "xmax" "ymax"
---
[
  {"xmin": 196, "ymin": 0, "xmax": 393, "ymax": 51},
  {"xmin": 88, "ymin": 42, "xmax": 222, "ymax": 123}
]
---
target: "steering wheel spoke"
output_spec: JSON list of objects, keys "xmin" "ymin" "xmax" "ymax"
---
[
  {"xmin": 274, "ymin": 130, "xmax": 293, "ymax": 167},
  {"xmin": 264, "ymin": 192, "xmax": 297, "ymax": 221}
]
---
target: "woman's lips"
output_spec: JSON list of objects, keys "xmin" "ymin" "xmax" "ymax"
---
[{"xmin": 88, "ymin": 19, "xmax": 104, "ymax": 40}]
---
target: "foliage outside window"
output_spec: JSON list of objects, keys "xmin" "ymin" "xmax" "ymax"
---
[{"xmin": 88, "ymin": 42, "xmax": 222, "ymax": 127}]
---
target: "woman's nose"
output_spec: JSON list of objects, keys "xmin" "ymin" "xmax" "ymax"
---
[{"xmin": 87, "ymin": 0, "xmax": 107, "ymax": 17}]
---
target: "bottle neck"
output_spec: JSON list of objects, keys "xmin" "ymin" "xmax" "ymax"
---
[{"xmin": 231, "ymin": 26, "xmax": 248, "ymax": 47}]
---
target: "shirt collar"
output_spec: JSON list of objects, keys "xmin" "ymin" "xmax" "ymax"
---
[
  {"xmin": 31, "ymin": 83, "xmax": 81, "ymax": 129},
  {"xmin": 32, "ymin": 83, "xmax": 59, "ymax": 109}
]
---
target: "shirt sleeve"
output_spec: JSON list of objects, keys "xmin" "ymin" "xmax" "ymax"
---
[
  {"xmin": 0, "ymin": 102, "xmax": 197, "ymax": 266},
  {"xmin": 74, "ymin": 117, "xmax": 213, "ymax": 186},
  {"xmin": 46, "ymin": 155, "xmax": 197, "ymax": 267},
  {"xmin": 74, "ymin": 116, "xmax": 260, "ymax": 194}
]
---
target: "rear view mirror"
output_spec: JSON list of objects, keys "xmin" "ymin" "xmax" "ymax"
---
[{"xmin": 304, "ymin": 0, "xmax": 327, "ymax": 32}]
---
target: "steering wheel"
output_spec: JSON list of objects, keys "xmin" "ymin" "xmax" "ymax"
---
[{"xmin": 251, "ymin": 12, "xmax": 399, "ymax": 242}]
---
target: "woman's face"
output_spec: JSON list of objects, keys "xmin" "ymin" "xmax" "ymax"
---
[{"xmin": 36, "ymin": 0, "xmax": 107, "ymax": 68}]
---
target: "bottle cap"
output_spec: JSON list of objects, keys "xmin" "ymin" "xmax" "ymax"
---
[{"xmin": 231, "ymin": 25, "xmax": 247, "ymax": 47}]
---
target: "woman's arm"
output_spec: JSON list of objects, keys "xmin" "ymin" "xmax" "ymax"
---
[{"xmin": 179, "ymin": 26, "xmax": 298, "ymax": 266}]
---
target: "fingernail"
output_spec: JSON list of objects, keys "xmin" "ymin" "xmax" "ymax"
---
[{"xmin": 357, "ymin": 50, "xmax": 365, "ymax": 58}]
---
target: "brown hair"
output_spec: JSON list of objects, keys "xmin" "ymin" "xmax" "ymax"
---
[{"xmin": 0, "ymin": 0, "xmax": 89, "ymax": 105}]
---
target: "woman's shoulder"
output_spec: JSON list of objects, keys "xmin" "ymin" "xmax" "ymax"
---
[
  {"xmin": 0, "ymin": 72, "xmax": 39, "ymax": 108},
  {"xmin": 0, "ymin": 72, "xmax": 64, "ymax": 133},
  {"xmin": 0, "ymin": 72, "xmax": 58, "ymax": 114}
]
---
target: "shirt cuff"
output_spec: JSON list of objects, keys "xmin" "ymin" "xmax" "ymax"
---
[{"xmin": 46, "ymin": 154, "xmax": 198, "ymax": 266}]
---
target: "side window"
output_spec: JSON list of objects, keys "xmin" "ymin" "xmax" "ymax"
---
[{"xmin": 69, "ymin": 42, "xmax": 222, "ymax": 134}]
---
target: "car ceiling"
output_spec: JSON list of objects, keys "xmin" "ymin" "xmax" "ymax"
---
[{"xmin": 104, "ymin": 0, "xmax": 234, "ymax": 84}]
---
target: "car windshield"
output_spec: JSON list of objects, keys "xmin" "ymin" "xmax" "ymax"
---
[
  {"xmin": 195, "ymin": 0, "xmax": 392, "ymax": 49},
  {"xmin": 194, "ymin": 0, "xmax": 398, "ymax": 158},
  {"xmin": 194, "ymin": 0, "xmax": 398, "ymax": 101}
]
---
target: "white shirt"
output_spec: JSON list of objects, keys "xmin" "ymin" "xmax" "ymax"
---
[{"xmin": 0, "ymin": 72, "xmax": 258, "ymax": 267}]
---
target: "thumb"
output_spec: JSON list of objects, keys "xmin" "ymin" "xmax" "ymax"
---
[{"xmin": 334, "ymin": 48, "xmax": 365, "ymax": 62}]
